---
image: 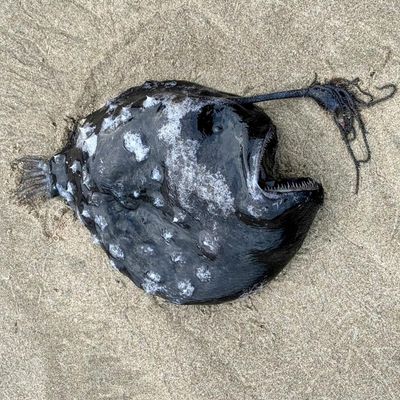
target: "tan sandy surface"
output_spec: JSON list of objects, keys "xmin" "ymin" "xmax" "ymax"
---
[{"xmin": 1, "ymin": 1, "xmax": 399, "ymax": 399}]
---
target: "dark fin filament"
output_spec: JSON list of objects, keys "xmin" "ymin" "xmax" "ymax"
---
[
  {"xmin": 305, "ymin": 77, "xmax": 396, "ymax": 193},
  {"xmin": 234, "ymin": 77, "xmax": 397, "ymax": 193},
  {"xmin": 12, "ymin": 156, "xmax": 53, "ymax": 204}
]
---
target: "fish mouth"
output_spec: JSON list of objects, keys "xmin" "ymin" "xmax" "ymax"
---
[{"xmin": 255, "ymin": 128, "xmax": 323, "ymax": 200}]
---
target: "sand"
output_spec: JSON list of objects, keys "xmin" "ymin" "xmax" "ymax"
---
[{"xmin": 0, "ymin": 1, "xmax": 399, "ymax": 399}]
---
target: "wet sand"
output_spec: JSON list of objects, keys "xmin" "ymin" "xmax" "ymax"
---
[{"xmin": 0, "ymin": 1, "xmax": 399, "ymax": 399}]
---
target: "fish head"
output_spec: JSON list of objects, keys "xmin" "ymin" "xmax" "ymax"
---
[{"xmin": 168, "ymin": 95, "xmax": 324, "ymax": 284}]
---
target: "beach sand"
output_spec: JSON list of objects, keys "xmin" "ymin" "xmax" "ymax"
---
[{"xmin": 0, "ymin": 1, "xmax": 399, "ymax": 399}]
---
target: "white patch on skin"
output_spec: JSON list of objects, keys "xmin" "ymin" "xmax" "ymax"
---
[
  {"xmin": 247, "ymin": 204, "xmax": 262, "ymax": 218},
  {"xmin": 177, "ymin": 280, "xmax": 194, "ymax": 297},
  {"xmin": 153, "ymin": 196, "xmax": 164, "ymax": 208},
  {"xmin": 76, "ymin": 124, "xmax": 97, "ymax": 157},
  {"xmin": 133, "ymin": 190, "xmax": 140, "ymax": 198},
  {"xmin": 155, "ymin": 97, "xmax": 234, "ymax": 216},
  {"xmin": 101, "ymin": 106, "xmax": 132, "ymax": 132},
  {"xmin": 84, "ymin": 135, "xmax": 98, "ymax": 157},
  {"xmin": 106, "ymin": 100, "xmax": 117, "ymax": 112},
  {"xmin": 94, "ymin": 215, "xmax": 107, "ymax": 231},
  {"xmin": 70, "ymin": 160, "xmax": 81, "ymax": 173},
  {"xmin": 143, "ymin": 96, "xmax": 159, "ymax": 108},
  {"xmin": 196, "ymin": 265, "xmax": 211, "ymax": 282},
  {"xmin": 82, "ymin": 171, "xmax": 92, "ymax": 189},
  {"xmin": 67, "ymin": 182, "xmax": 75, "ymax": 195},
  {"xmin": 146, "ymin": 271, "xmax": 161, "ymax": 282},
  {"xmin": 92, "ymin": 235, "xmax": 100, "ymax": 245},
  {"xmin": 164, "ymin": 81, "xmax": 177, "ymax": 88},
  {"xmin": 98, "ymin": 159, "xmax": 105, "ymax": 175},
  {"xmin": 142, "ymin": 279, "xmax": 165, "ymax": 295},
  {"xmin": 162, "ymin": 230, "xmax": 173, "ymax": 242},
  {"xmin": 142, "ymin": 271, "xmax": 164, "ymax": 294},
  {"xmin": 101, "ymin": 116, "xmax": 114, "ymax": 131},
  {"xmin": 171, "ymin": 251, "xmax": 185, "ymax": 264},
  {"xmin": 123, "ymin": 132, "xmax": 150, "ymax": 162},
  {"xmin": 76, "ymin": 123, "xmax": 95, "ymax": 144},
  {"xmin": 81, "ymin": 209, "xmax": 91, "ymax": 218},
  {"xmin": 142, "ymin": 81, "xmax": 154, "ymax": 89},
  {"xmin": 139, "ymin": 245, "xmax": 154, "ymax": 255},
  {"xmin": 82, "ymin": 168, "xmax": 92, "ymax": 189},
  {"xmin": 198, "ymin": 230, "xmax": 220, "ymax": 256},
  {"xmin": 109, "ymin": 244, "xmax": 124, "ymax": 259},
  {"xmin": 172, "ymin": 209, "xmax": 186, "ymax": 223},
  {"xmin": 151, "ymin": 166, "xmax": 162, "ymax": 182}
]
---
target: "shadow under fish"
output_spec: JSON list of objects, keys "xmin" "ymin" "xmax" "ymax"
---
[{"xmin": 14, "ymin": 78, "xmax": 396, "ymax": 304}]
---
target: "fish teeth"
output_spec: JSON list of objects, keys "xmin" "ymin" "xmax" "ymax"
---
[{"xmin": 269, "ymin": 178, "xmax": 319, "ymax": 192}]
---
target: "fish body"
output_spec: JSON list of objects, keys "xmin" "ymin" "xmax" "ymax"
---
[{"xmin": 17, "ymin": 78, "xmax": 394, "ymax": 304}]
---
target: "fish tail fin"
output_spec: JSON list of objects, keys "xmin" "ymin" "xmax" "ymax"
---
[{"xmin": 12, "ymin": 156, "xmax": 54, "ymax": 204}]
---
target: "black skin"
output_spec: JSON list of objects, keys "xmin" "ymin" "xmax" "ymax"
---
[{"xmin": 15, "ymin": 79, "xmax": 396, "ymax": 304}]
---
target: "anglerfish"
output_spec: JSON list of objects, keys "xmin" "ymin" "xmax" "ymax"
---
[{"xmin": 15, "ymin": 78, "xmax": 395, "ymax": 304}]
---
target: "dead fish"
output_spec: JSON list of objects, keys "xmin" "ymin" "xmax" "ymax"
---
[{"xmin": 14, "ymin": 78, "xmax": 395, "ymax": 304}]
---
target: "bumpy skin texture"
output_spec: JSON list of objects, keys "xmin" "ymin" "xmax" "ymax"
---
[{"xmin": 49, "ymin": 80, "xmax": 323, "ymax": 304}]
